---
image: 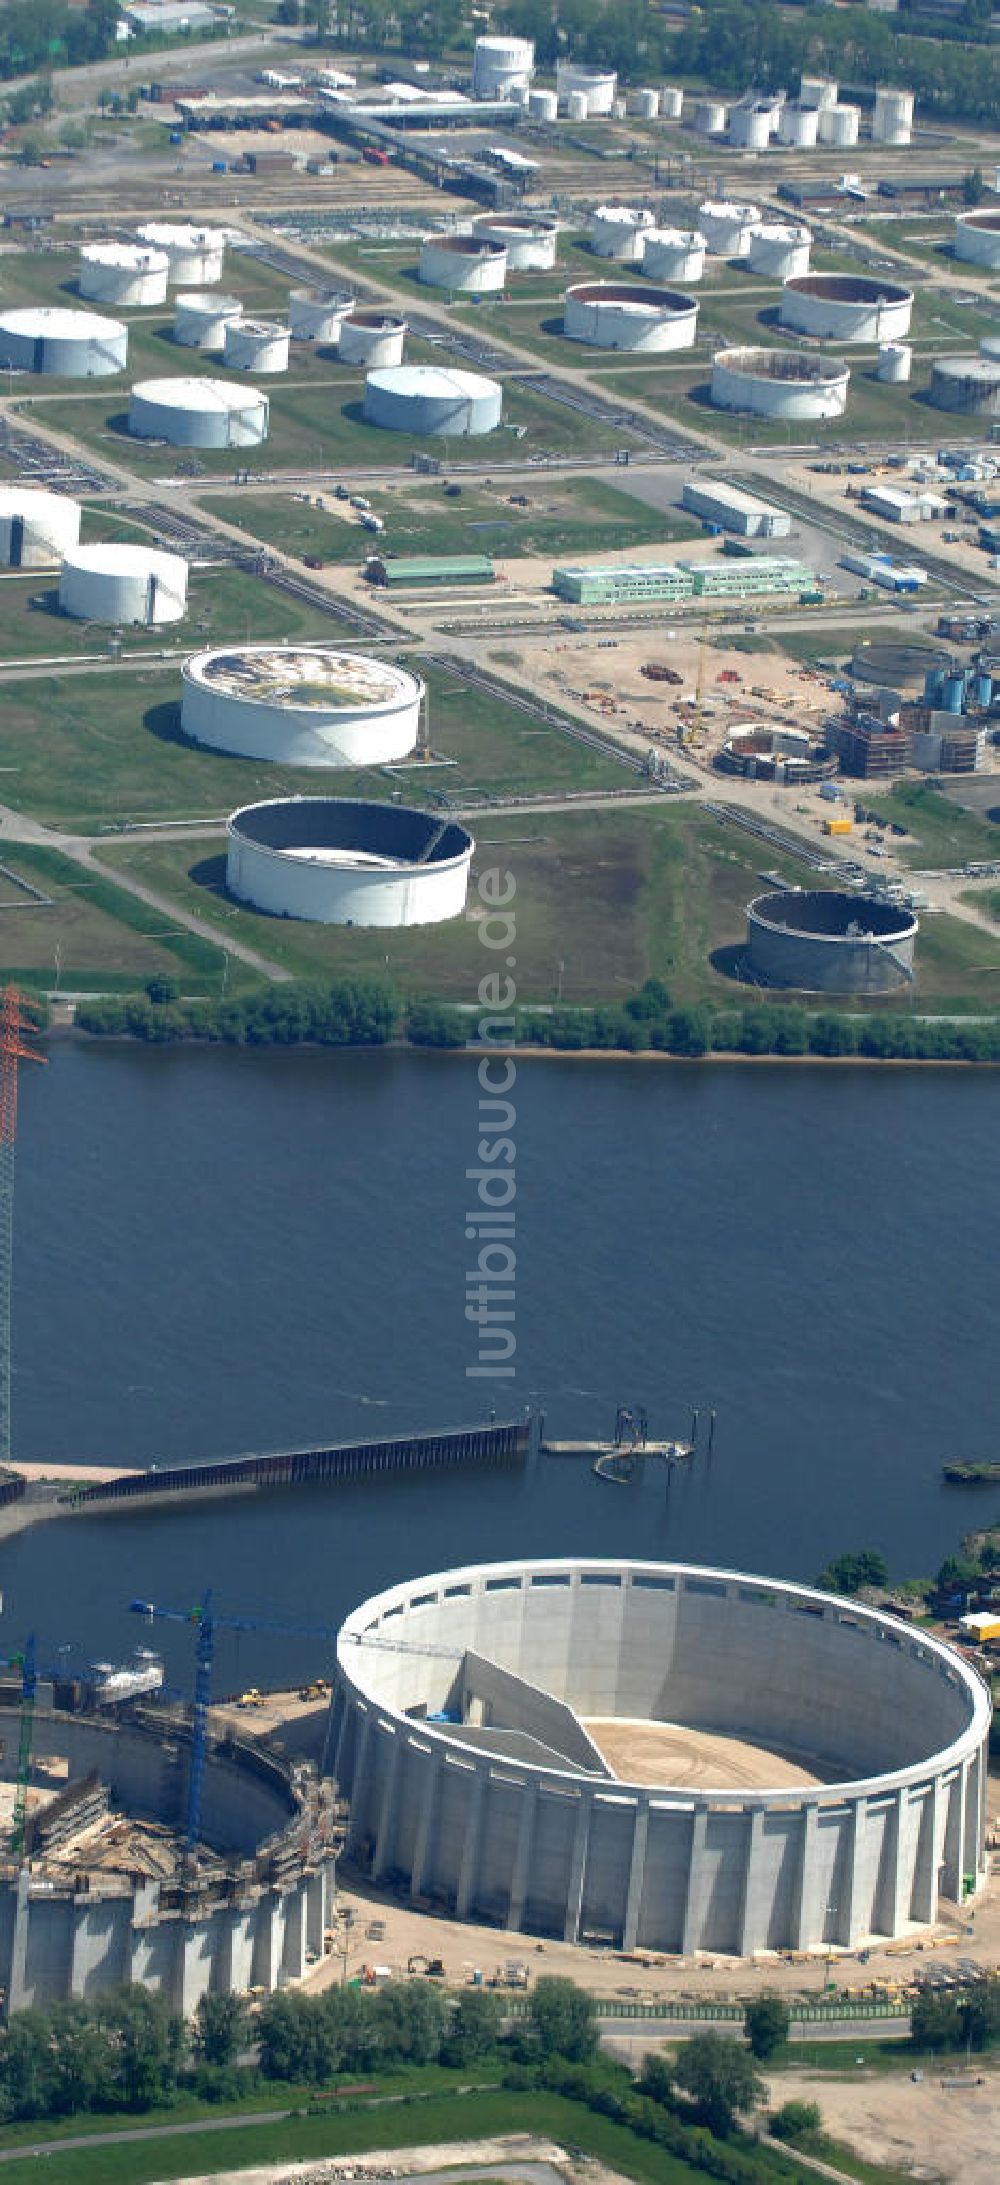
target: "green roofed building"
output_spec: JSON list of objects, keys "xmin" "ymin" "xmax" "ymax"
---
[
  {"xmin": 552, "ymin": 557, "xmax": 815, "ymax": 606},
  {"xmin": 367, "ymin": 554, "xmax": 495, "ymax": 588},
  {"xmin": 689, "ymin": 557, "xmax": 813, "ymax": 598}
]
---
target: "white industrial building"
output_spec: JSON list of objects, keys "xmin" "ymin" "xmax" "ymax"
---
[
  {"xmin": 289, "ymin": 288, "xmax": 354, "ymax": 343},
  {"xmin": 747, "ymin": 223, "xmax": 812, "ymax": 281},
  {"xmin": 135, "ymin": 224, "xmax": 226, "ymax": 287},
  {"xmin": 0, "ymin": 487, "xmax": 80, "ymax": 568},
  {"xmin": 364, "ymin": 364, "xmax": 502, "ymax": 437},
  {"xmin": 841, "ymin": 550, "xmax": 928, "ymax": 590},
  {"xmin": 338, "ymin": 311, "xmax": 407, "ymax": 367},
  {"xmin": 419, "ymin": 234, "xmax": 507, "ymax": 294},
  {"xmin": 711, "ymin": 346, "xmax": 850, "ymax": 419},
  {"xmin": 661, "ymin": 87, "xmax": 684, "ymax": 121},
  {"xmin": 527, "ymin": 88, "xmax": 558, "ymax": 122},
  {"xmin": 226, "ymin": 798, "xmax": 474, "ymax": 927},
  {"xmin": 79, "ymin": 243, "xmax": 169, "ymax": 308},
  {"xmin": 59, "ymin": 542, "xmax": 188, "ymax": 627},
  {"xmin": 641, "ymin": 229, "xmax": 706, "ymax": 284},
  {"xmin": 129, "ymin": 377, "xmax": 269, "ymax": 448},
  {"xmin": 330, "ymin": 1556, "xmax": 990, "ymax": 1953},
  {"xmin": 779, "ymin": 274, "xmax": 913, "ymax": 342},
  {"xmin": 631, "ymin": 88, "xmax": 660, "ymax": 120},
  {"xmin": 697, "ymin": 202, "xmax": 761, "ymax": 257},
  {"xmin": 223, "ymin": 319, "xmax": 290, "ymax": 375},
  {"xmin": 173, "ymin": 292, "xmax": 244, "ymax": 352},
  {"xmin": 954, "ymin": 212, "xmax": 1000, "ymax": 271},
  {"xmin": 0, "ymin": 307, "xmax": 126, "ymax": 377},
  {"xmin": 682, "ymin": 478, "xmax": 791, "ymax": 538},
  {"xmin": 590, "ymin": 206, "xmax": 655, "ymax": 263},
  {"xmin": 556, "ymin": 63, "xmax": 617, "ymax": 116},
  {"xmin": 472, "ymin": 36, "xmax": 534, "ymax": 100},
  {"xmin": 860, "ymin": 484, "xmax": 947, "ymax": 522},
  {"xmin": 564, "ymin": 281, "xmax": 698, "ymax": 352},
  {"xmin": 473, "ymin": 213, "xmax": 558, "ymax": 272},
  {"xmin": 872, "ymin": 87, "xmax": 914, "ymax": 146},
  {"xmin": 182, "ymin": 647, "xmax": 424, "ymax": 767}
]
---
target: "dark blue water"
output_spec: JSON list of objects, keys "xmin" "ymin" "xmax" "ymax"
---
[{"xmin": 2, "ymin": 1044, "xmax": 996, "ymax": 1694}]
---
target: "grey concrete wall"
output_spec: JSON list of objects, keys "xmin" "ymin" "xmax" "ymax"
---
[{"xmin": 0, "ymin": 1711, "xmax": 294, "ymax": 1857}]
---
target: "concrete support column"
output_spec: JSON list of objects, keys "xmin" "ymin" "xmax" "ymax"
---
[
  {"xmin": 372, "ymin": 1735, "xmax": 402, "ymax": 1883},
  {"xmin": 563, "ymin": 1790, "xmax": 593, "ymax": 1944},
  {"xmin": 8, "ymin": 1868, "xmax": 30, "ymax": 2015},
  {"xmin": 793, "ymin": 1805, "xmax": 819, "ymax": 1949},
  {"xmin": 177, "ymin": 1924, "xmax": 211, "ymax": 2018},
  {"xmin": 843, "ymin": 1799, "xmax": 866, "ymax": 1946},
  {"xmin": 622, "ymin": 1801, "xmax": 649, "ymax": 1951},
  {"xmin": 332, "ymin": 1691, "xmax": 351, "ymax": 1785},
  {"xmin": 888, "ymin": 1789, "xmax": 908, "ymax": 1935},
  {"xmin": 306, "ymin": 1867, "xmax": 327, "ymax": 1958},
  {"xmin": 739, "ymin": 1808, "xmax": 764, "ymax": 1958},
  {"xmin": 507, "ymin": 1782, "xmax": 536, "ymax": 1932},
  {"xmin": 348, "ymin": 1713, "xmax": 374, "ymax": 1852},
  {"xmin": 942, "ymin": 1764, "xmax": 967, "ymax": 1904},
  {"xmin": 69, "ymin": 1911, "xmax": 94, "ymax": 2000},
  {"xmin": 681, "ymin": 1809, "xmax": 709, "ymax": 1957},
  {"xmin": 455, "ymin": 1769, "xmax": 487, "ymax": 1921},
  {"xmin": 409, "ymin": 1755, "xmax": 441, "ymax": 1901},
  {"xmin": 228, "ymin": 1909, "xmax": 255, "ymax": 1993},
  {"xmin": 251, "ymin": 1895, "xmax": 281, "ymax": 1992},
  {"xmin": 913, "ymin": 1782, "xmax": 939, "ymax": 1926},
  {"xmin": 282, "ymin": 1888, "xmax": 307, "ymax": 1982}
]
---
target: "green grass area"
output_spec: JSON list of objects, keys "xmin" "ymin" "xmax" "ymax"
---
[
  {"xmin": 197, "ymin": 476, "xmax": 699, "ymax": 567},
  {"xmin": 856, "ymin": 780, "xmax": 1000, "ymax": 868},
  {"xmin": 0, "ymin": 247, "xmax": 298, "ymax": 324},
  {"xmin": 589, "ymin": 354, "xmax": 984, "ymax": 449},
  {"xmin": 774, "ymin": 2038, "xmax": 912, "ymax": 2076},
  {"xmin": 0, "ymin": 842, "xmax": 237, "ymax": 996},
  {"xmin": 0, "ymin": 564, "xmax": 359, "ymax": 669}
]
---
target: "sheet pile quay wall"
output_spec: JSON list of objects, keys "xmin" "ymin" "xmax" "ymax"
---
[{"xmin": 65, "ymin": 1422, "xmax": 530, "ymax": 1507}]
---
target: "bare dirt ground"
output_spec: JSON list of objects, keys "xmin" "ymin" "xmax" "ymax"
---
[
  {"xmin": 175, "ymin": 2135, "xmax": 575, "ymax": 2185},
  {"xmin": 581, "ymin": 1716, "xmax": 824, "ymax": 1791},
  {"xmin": 766, "ymin": 2063, "xmax": 1000, "ymax": 2183}
]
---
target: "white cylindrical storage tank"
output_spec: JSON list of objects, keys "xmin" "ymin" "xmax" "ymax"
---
[
  {"xmin": 929, "ymin": 357, "xmax": 1000, "ymax": 418},
  {"xmin": 567, "ymin": 89, "xmax": 588, "ymax": 122},
  {"xmin": 590, "ymin": 205, "xmax": 655, "ymax": 262},
  {"xmin": 876, "ymin": 342, "xmax": 912, "ymax": 384},
  {"xmin": 775, "ymin": 102, "xmax": 819, "ymax": 149},
  {"xmin": 0, "ymin": 306, "xmax": 126, "ymax": 378},
  {"xmin": 779, "ymin": 273, "xmax": 913, "ymax": 342},
  {"xmin": 564, "ymin": 280, "xmax": 698, "ymax": 352},
  {"xmin": 817, "ymin": 103, "xmax": 860, "ymax": 148},
  {"xmin": 364, "ymin": 363, "xmax": 502, "ymax": 437},
  {"xmin": 79, "ymin": 243, "xmax": 169, "ymax": 308},
  {"xmin": 226, "ymin": 799, "xmax": 474, "ymax": 928},
  {"xmin": 223, "ymin": 319, "xmax": 290, "ymax": 375},
  {"xmin": 729, "ymin": 101, "xmax": 774, "ymax": 151},
  {"xmin": 136, "ymin": 223, "xmax": 226, "ymax": 287},
  {"xmin": 129, "ymin": 376, "xmax": 269, "ymax": 449},
  {"xmin": 338, "ymin": 310, "xmax": 407, "ymax": 367},
  {"xmin": 472, "ymin": 213, "xmax": 558, "ymax": 272},
  {"xmin": 661, "ymin": 87, "xmax": 684, "ymax": 121},
  {"xmin": 631, "ymin": 88, "xmax": 660, "ymax": 120},
  {"xmin": 472, "ymin": 36, "xmax": 534, "ymax": 99},
  {"xmin": 557, "ymin": 63, "xmax": 616, "ymax": 116},
  {"xmin": 980, "ymin": 334, "xmax": 1000, "ymax": 362},
  {"xmin": 954, "ymin": 212, "xmax": 1000, "ymax": 270},
  {"xmin": 59, "ymin": 542, "xmax": 188, "ymax": 627},
  {"xmin": 698, "ymin": 201, "xmax": 761, "ymax": 257},
  {"xmin": 173, "ymin": 291, "xmax": 243, "ymax": 352},
  {"xmin": 0, "ymin": 487, "xmax": 80, "ymax": 568},
  {"xmin": 418, "ymin": 234, "xmax": 507, "ymax": 293},
  {"xmin": 693, "ymin": 100, "xmax": 727, "ymax": 135},
  {"xmin": 710, "ymin": 345, "xmax": 850, "ymax": 420},
  {"xmin": 288, "ymin": 288, "xmax": 353, "ymax": 343},
  {"xmin": 873, "ymin": 88, "xmax": 914, "ymax": 147},
  {"xmin": 747, "ymin": 223, "xmax": 812, "ymax": 280},
  {"xmin": 641, "ymin": 228, "xmax": 706, "ymax": 284},
  {"xmin": 182, "ymin": 647, "xmax": 424, "ymax": 767},
  {"xmin": 800, "ymin": 75, "xmax": 837, "ymax": 109},
  {"xmin": 527, "ymin": 87, "xmax": 557, "ymax": 121}
]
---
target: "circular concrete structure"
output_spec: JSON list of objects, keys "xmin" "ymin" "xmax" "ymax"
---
[
  {"xmin": 711, "ymin": 345, "xmax": 849, "ymax": 419},
  {"xmin": 641, "ymin": 229, "xmax": 706, "ymax": 284},
  {"xmin": 0, "ymin": 487, "xmax": 80, "ymax": 568},
  {"xmin": 223, "ymin": 319, "xmax": 290, "ymax": 375},
  {"xmin": 289, "ymin": 288, "xmax": 354, "ymax": 343},
  {"xmin": 473, "ymin": 35, "xmax": 534, "ymax": 99},
  {"xmin": 473, "ymin": 214, "xmax": 558, "ymax": 272},
  {"xmin": 717, "ymin": 725, "xmax": 836, "ymax": 782},
  {"xmin": 227, "ymin": 798, "xmax": 474, "ymax": 927},
  {"xmin": 747, "ymin": 223, "xmax": 812, "ymax": 281},
  {"xmin": 930, "ymin": 356, "xmax": 1000, "ymax": 416},
  {"xmin": 182, "ymin": 646, "xmax": 424, "ymax": 766},
  {"xmin": 129, "ymin": 376, "xmax": 269, "ymax": 448},
  {"xmin": 174, "ymin": 292, "xmax": 244, "ymax": 352},
  {"xmin": 330, "ymin": 1557, "xmax": 989, "ymax": 1953},
  {"xmin": 780, "ymin": 274, "xmax": 913, "ymax": 343},
  {"xmin": 698, "ymin": 201, "xmax": 761, "ymax": 258},
  {"xmin": 954, "ymin": 211, "xmax": 1000, "ymax": 269},
  {"xmin": 0, "ymin": 306, "xmax": 126, "ymax": 377},
  {"xmin": 136, "ymin": 223, "xmax": 226, "ymax": 286},
  {"xmin": 747, "ymin": 889, "xmax": 918, "ymax": 992},
  {"xmin": 59, "ymin": 542, "xmax": 188, "ymax": 626},
  {"xmin": 364, "ymin": 364, "xmax": 502, "ymax": 437},
  {"xmin": 419, "ymin": 235, "xmax": 507, "ymax": 294},
  {"xmin": 79, "ymin": 243, "xmax": 169, "ymax": 308},
  {"xmin": 338, "ymin": 310, "xmax": 406, "ymax": 368},
  {"xmin": 564, "ymin": 281, "xmax": 697, "ymax": 352},
  {"xmin": 590, "ymin": 206, "xmax": 654, "ymax": 263}
]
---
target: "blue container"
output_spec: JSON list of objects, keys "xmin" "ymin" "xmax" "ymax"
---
[
  {"xmin": 942, "ymin": 674, "xmax": 965, "ymax": 714},
  {"xmin": 974, "ymin": 673, "xmax": 993, "ymax": 708},
  {"xmin": 923, "ymin": 667, "xmax": 945, "ymax": 705},
  {"xmin": 212, "ymin": 160, "xmax": 227, "ymax": 173}
]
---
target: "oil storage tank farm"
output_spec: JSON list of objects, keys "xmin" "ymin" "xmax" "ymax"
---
[
  {"xmin": 747, "ymin": 223, "xmax": 812, "ymax": 281},
  {"xmin": 0, "ymin": 307, "xmax": 126, "ymax": 377},
  {"xmin": 226, "ymin": 798, "xmax": 474, "ymax": 927},
  {"xmin": 182, "ymin": 647, "xmax": 424, "ymax": 766},
  {"xmin": 954, "ymin": 212, "xmax": 1000, "ymax": 270},
  {"xmin": 779, "ymin": 274, "xmax": 913, "ymax": 343},
  {"xmin": 330, "ymin": 1557, "xmax": 989, "ymax": 1952},
  {"xmin": 711, "ymin": 346, "xmax": 849, "ymax": 420},
  {"xmin": 136, "ymin": 223, "xmax": 226, "ymax": 286},
  {"xmin": 338, "ymin": 310, "xmax": 407, "ymax": 367},
  {"xmin": 0, "ymin": 487, "xmax": 80, "ymax": 567},
  {"xmin": 697, "ymin": 202, "xmax": 761, "ymax": 258},
  {"xmin": 641, "ymin": 229, "xmax": 707, "ymax": 284},
  {"xmin": 79, "ymin": 243, "xmax": 169, "ymax": 308},
  {"xmin": 129, "ymin": 377, "xmax": 269, "ymax": 448},
  {"xmin": 747, "ymin": 890, "xmax": 918, "ymax": 992},
  {"xmin": 419, "ymin": 234, "xmax": 507, "ymax": 294},
  {"xmin": 364, "ymin": 364, "xmax": 502, "ymax": 436},
  {"xmin": 59, "ymin": 542, "xmax": 188, "ymax": 627},
  {"xmin": 473, "ymin": 213, "xmax": 559, "ymax": 272},
  {"xmin": 590, "ymin": 206, "xmax": 655, "ymax": 263},
  {"xmin": 564, "ymin": 282, "xmax": 698, "ymax": 352},
  {"xmin": 174, "ymin": 292, "xmax": 244, "ymax": 352}
]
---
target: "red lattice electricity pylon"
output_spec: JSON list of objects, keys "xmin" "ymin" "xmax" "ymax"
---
[{"xmin": 0, "ymin": 988, "xmax": 45, "ymax": 1470}]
